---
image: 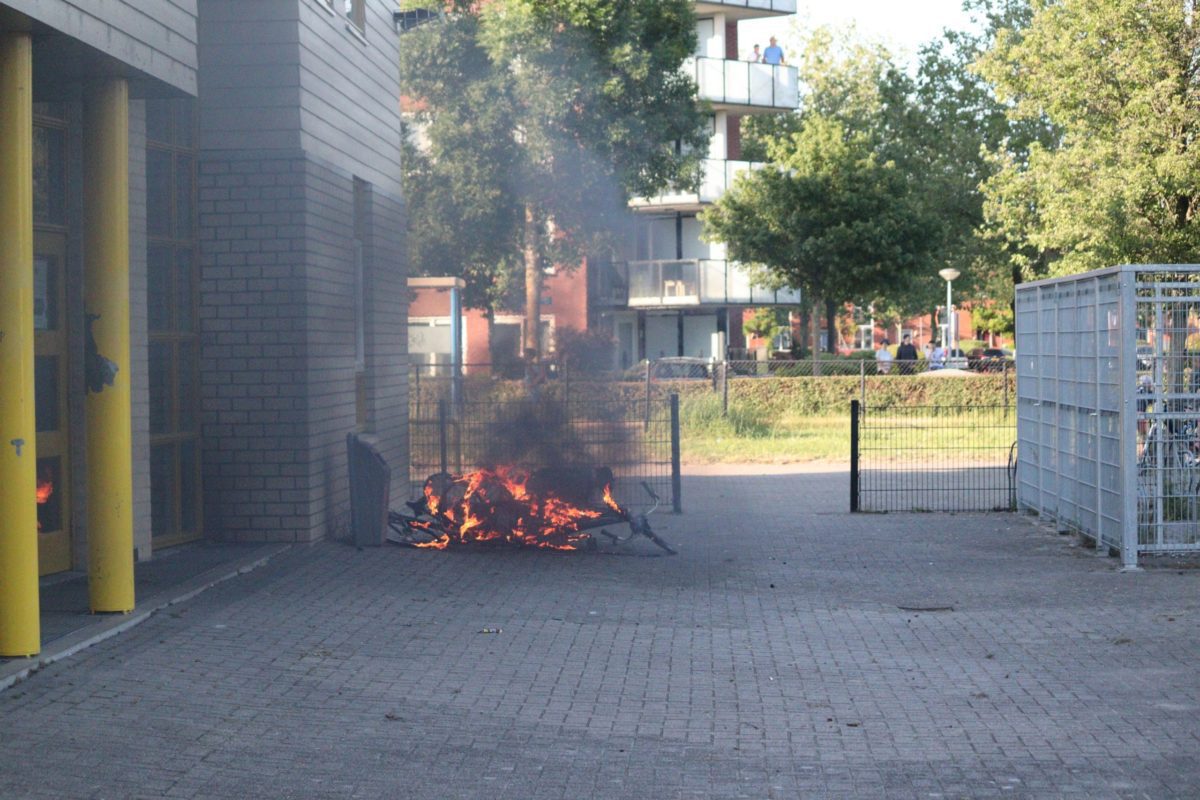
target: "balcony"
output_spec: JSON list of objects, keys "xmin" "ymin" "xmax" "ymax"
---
[
  {"xmin": 695, "ymin": 0, "xmax": 797, "ymax": 20},
  {"xmin": 689, "ymin": 57, "xmax": 799, "ymax": 113},
  {"xmin": 630, "ymin": 158, "xmax": 763, "ymax": 211},
  {"xmin": 626, "ymin": 259, "xmax": 802, "ymax": 307}
]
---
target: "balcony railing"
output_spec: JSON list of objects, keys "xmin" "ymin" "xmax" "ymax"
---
[
  {"xmin": 695, "ymin": 0, "xmax": 797, "ymax": 16},
  {"xmin": 630, "ymin": 158, "xmax": 763, "ymax": 209},
  {"xmin": 626, "ymin": 259, "xmax": 801, "ymax": 307},
  {"xmin": 688, "ymin": 57, "xmax": 799, "ymax": 111}
]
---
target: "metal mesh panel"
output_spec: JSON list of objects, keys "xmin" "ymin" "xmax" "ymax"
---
[
  {"xmin": 1016, "ymin": 266, "xmax": 1200, "ymax": 565},
  {"xmin": 1135, "ymin": 272, "xmax": 1200, "ymax": 552},
  {"xmin": 857, "ymin": 404, "xmax": 1017, "ymax": 512},
  {"xmin": 409, "ymin": 365, "xmax": 675, "ymax": 513}
]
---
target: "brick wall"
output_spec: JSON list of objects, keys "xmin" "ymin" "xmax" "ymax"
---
[
  {"xmin": 197, "ymin": 151, "xmax": 407, "ymax": 542},
  {"xmin": 198, "ymin": 151, "xmax": 313, "ymax": 541}
]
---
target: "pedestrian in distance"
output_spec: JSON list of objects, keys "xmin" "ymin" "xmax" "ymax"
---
[
  {"xmin": 930, "ymin": 341, "xmax": 946, "ymax": 370},
  {"xmin": 751, "ymin": 44, "xmax": 761, "ymax": 62},
  {"xmin": 875, "ymin": 337, "xmax": 894, "ymax": 375},
  {"xmin": 895, "ymin": 333, "xmax": 918, "ymax": 374},
  {"xmin": 762, "ymin": 36, "xmax": 785, "ymax": 65}
]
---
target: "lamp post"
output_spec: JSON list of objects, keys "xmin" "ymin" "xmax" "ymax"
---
[{"xmin": 938, "ymin": 268, "xmax": 961, "ymax": 359}]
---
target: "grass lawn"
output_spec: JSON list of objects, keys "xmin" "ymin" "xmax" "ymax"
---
[{"xmin": 679, "ymin": 396, "xmax": 1015, "ymax": 465}]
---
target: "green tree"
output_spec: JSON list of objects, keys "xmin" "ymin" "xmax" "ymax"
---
[
  {"xmin": 400, "ymin": 0, "xmax": 709, "ymax": 363},
  {"xmin": 741, "ymin": 308, "xmax": 785, "ymax": 347},
  {"xmin": 702, "ymin": 114, "xmax": 936, "ymax": 353},
  {"xmin": 977, "ymin": 0, "xmax": 1200, "ymax": 276}
]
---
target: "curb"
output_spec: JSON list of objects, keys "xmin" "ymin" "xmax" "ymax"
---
[{"xmin": 0, "ymin": 544, "xmax": 291, "ymax": 694}]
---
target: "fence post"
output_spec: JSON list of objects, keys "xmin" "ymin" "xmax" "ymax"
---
[
  {"xmin": 721, "ymin": 360, "xmax": 729, "ymax": 416},
  {"xmin": 670, "ymin": 393, "xmax": 682, "ymax": 513},
  {"xmin": 850, "ymin": 400, "xmax": 860, "ymax": 512},
  {"xmin": 644, "ymin": 359, "xmax": 652, "ymax": 431},
  {"xmin": 1003, "ymin": 360, "xmax": 1010, "ymax": 416},
  {"xmin": 438, "ymin": 398, "xmax": 448, "ymax": 476}
]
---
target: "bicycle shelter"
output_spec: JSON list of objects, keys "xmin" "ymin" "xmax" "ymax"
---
[{"xmin": 1016, "ymin": 265, "xmax": 1200, "ymax": 568}]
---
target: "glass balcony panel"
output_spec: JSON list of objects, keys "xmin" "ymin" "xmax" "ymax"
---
[
  {"xmin": 700, "ymin": 260, "xmax": 727, "ymax": 303},
  {"xmin": 724, "ymin": 61, "xmax": 751, "ymax": 105},
  {"xmin": 629, "ymin": 261, "xmax": 661, "ymax": 303},
  {"xmin": 688, "ymin": 57, "xmax": 799, "ymax": 110},
  {"xmin": 727, "ymin": 264, "xmax": 753, "ymax": 303}
]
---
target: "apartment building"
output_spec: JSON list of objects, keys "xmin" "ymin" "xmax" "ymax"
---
[
  {"xmin": 603, "ymin": 0, "xmax": 803, "ymax": 366},
  {"xmin": 408, "ymin": 1, "xmax": 803, "ymax": 371},
  {"xmin": 0, "ymin": 0, "xmax": 408, "ymax": 657}
]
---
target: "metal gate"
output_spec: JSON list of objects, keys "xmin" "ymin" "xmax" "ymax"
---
[
  {"xmin": 410, "ymin": 374, "xmax": 681, "ymax": 514},
  {"xmin": 850, "ymin": 401, "xmax": 1018, "ymax": 512}
]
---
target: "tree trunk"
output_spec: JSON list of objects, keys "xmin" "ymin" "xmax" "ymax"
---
[
  {"xmin": 809, "ymin": 300, "xmax": 821, "ymax": 364},
  {"xmin": 523, "ymin": 202, "xmax": 541, "ymax": 364},
  {"xmin": 796, "ymin": 305, "xmax": 810, "ymax": 359},
  {"xmin": 824, "ymin": 298, "xmax": 837, "ymax": 354}
]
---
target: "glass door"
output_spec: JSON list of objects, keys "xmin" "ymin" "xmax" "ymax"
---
[{"xmin": 34, "ymin": 232, "xmax": 70, "ymax": 575}]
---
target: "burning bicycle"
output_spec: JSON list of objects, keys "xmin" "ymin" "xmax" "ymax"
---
[{"xmin": 387, "ymin": 465, "xmax": 675, "ymax": 555}]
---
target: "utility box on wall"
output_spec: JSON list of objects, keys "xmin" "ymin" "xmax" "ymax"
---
[{"xmin": 1016, "ymin": 265, "xmax": 1200, "ymax": 568}]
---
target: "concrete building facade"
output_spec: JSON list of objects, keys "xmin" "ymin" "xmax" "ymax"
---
[{"xmin": 0, "ymin": 0, "xmax": 407, "ymax": 656}]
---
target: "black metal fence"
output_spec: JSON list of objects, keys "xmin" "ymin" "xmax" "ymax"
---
[
  {"xmin": 850, "ymin": 400, "xmax": 1018, "ymax": 512},
  {"xmin": 409, "ymin": 370, "xmax": 680, "ymax": 513}
]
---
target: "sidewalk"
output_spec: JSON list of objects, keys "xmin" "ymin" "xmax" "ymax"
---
[
  {"xmin": 1, "ymin": 541, "xmax": 289, "ymax": 692},
  {"xmin": 2, "ymin": 471, "xmax": 1198, "ymax": 798}
]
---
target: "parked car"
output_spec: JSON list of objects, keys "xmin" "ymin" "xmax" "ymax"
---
[{"xmin": 968, "ymin": 347, "xmax": 1012, "ymax": 372}]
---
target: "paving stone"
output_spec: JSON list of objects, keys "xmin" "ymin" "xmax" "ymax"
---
[{"xmin": 1, "ymin": 470, "xmax": 1198, "ymax": 798}]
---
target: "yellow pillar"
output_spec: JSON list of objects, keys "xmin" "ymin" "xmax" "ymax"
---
[
  {"xmin": 84, "ymin": 78, "xmax": 134, "ymax": 613},
  {"xmin": 0, "ymin": 33, "xmax": 40, "ymax": 657}
]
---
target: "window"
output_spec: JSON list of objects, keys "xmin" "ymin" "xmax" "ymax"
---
[
  {"xmin": 146, "ymin": 97, "xmax": 202, "ymax": 546},
  {"xmin": 344, "ymin": 0, "xmax": 365, "ymax": 32}
]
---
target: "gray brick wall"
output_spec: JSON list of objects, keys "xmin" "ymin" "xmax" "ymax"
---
[
  {"xmin": 197, "ymin": 151, "xmax": 407, "ymax": 542},
  {"xmin": 128, "ymin": 99, "xmax": 152, "ymax": 559},
  {"xmin": 363, "ymin": 189, "xmax": 408, "ymax": 494},
  {"xmin": 198, "ymin": 151, "xmax": 312, "ymax": 542},
  {"xmin": 196, "ymin": 0, "xmax": 407, "ymax": 543}
]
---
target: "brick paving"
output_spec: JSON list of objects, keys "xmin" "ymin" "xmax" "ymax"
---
[{"xmin": 2, "ymin": 470, "xmax": 1199, "ymax": 799}]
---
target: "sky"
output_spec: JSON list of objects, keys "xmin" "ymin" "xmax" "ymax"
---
[{"xmin": 741, "ymin": 0, "xmax": 977, "ymax": 65}]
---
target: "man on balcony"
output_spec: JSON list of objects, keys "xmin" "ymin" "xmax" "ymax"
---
[{"xmin": 762, "ymin": 36, "xmax": 786, "ymax": 66}]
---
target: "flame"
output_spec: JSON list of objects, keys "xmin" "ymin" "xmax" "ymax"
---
[
  {"xmin": 415, "ymin": 466, "xmax": 616, "ymax": 550},
  {"xmin": 36, "ymin": 478, "xmax": 53, "ymax": 531}
]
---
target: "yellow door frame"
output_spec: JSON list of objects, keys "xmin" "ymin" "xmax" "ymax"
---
[{"xmin": 34, "ymin": 229, "xmax": 71, "ymax": 575}]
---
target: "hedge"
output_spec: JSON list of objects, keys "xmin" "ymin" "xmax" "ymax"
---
[{"xmin": 412, "ymin": 373, "xmax": 1016, "ymax": 418}]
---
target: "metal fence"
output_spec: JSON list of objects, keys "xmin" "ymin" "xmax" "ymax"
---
[
  {"xmin": 1016, "ymin": 266, "xmax": 1200, "ymax": 568},
  {"xmin": 409, "ymin": 367, "xmax": 680, "ymax": 513},
  {"xmin": 850, "ymin": 401, "xmax": 1018, "ymax": 512}
]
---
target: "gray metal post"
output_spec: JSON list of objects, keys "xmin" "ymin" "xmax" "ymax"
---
[
  {"xmin": 721, "ymin": 360, "xmax": 729, "ymax": 416},
  {"xmin": 1003, "ymin": 359, "xmax": 1009, "ymax": 415},
  {"xmin": 670, "ymin": 393, "xmax": 682, "ymax": 513},
  {"xmin": 644, "ymin": 359, "xmax": 652, "ymax": 430},
  {"xmin": 1119, "ymin": 270, "xmax": 1140, "ymax": 569},
  {"xmin": 450, "ymin": 285, "xmax": 462, "ymax": 409},
  {"xmin": 860, "ymin": 360, "xmax": 866, "ymax": 407},
  {"xmin": 438, "ymin": 398, "xmax": 448, "ymax": 476},
  {"xmin": 850, "ymin": 400, "xmax": 860, "ymax": 512}
]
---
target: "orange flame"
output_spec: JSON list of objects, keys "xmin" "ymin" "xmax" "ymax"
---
[
  {"xmin": 416, "ymin": 466, "xmax": 614, "ymax": 550},
  {"xmin": 36, "ymin": 478, "xmax": 53, "ymax": 532}
]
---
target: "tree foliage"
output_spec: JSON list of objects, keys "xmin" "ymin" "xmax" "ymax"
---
[
  {"xmin": 977, "ymin": 0, "xmax": 1200, "ymax": 276},
  {"xmin": 399, "ymin": 0, "xmax": 710, "ymax": 356},
  {"xmin": 703, "ymin": 114, "xmax": 936, "ymax": 351}
]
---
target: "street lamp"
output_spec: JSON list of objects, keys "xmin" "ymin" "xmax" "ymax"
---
[{"xmin": 938, "ymin": 268, "xmax": 961, "ymax": 359}]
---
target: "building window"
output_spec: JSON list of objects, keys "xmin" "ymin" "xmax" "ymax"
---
[
  {"xmin": 345, "ymin": 0, "xmax": 366, "ymax": 32},
  {"xmin": 146, "ymin": 97, "xmax": 202, "ymax": 546}
]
